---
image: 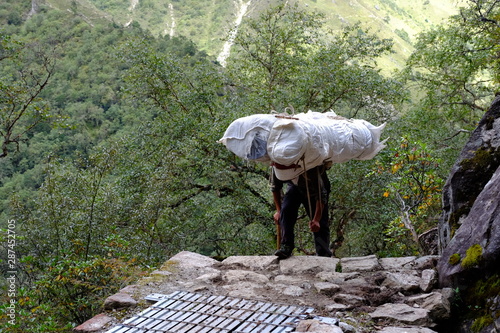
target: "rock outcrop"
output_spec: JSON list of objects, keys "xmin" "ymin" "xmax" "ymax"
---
[
  {"xmin": 437, "ymin": 95, "xmax": 500, "ymax": 333},
  {"xmin": 438, "ymin": 167, "xmax": 500, "ymax": 287},
  {"xmin": 77, "ymin": 251, "xmax": 454, "ymax": 332},
  {"xmin": 73, "ymin": 314, "xmax": 114, "ymax": 333},
  {"xmin": 438, "ymin": 94, "xmax": 500, "ymax": 252}
]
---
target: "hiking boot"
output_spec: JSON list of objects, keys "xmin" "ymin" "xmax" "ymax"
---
[{"xmin": 274, "ymin": 245, "xmax": 293, "ymax": 259}]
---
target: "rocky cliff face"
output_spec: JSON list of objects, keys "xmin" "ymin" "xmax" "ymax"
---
[
  {"xmin": 437, "ymin": 95, "xmax": 500, "ymax": 333},
  {"xmin": 438, "ymin": 95, "xmax": 500, "ymax": 252}
]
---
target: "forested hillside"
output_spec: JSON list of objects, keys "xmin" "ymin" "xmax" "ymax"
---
[
  {"xmin": 1, "ymin": 0, "xmax": 499, "ymax": 331},
  {"xmin": 45, "ymin": 0, "xmax": 457, "ymax": 71}
]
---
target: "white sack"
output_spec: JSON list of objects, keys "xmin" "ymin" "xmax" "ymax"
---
[
  {"xmin": 267, "ymin": 111, "xmax": 386, "ymax": 174},
  {"xmin": 218, "ymin": 111, "xmax": 387, "ymax": 178},
  {"xmin": 217, "ymin": 114, "xmax": 277, "ymax": 162}
]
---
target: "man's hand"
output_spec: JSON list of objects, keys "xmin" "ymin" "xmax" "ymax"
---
[
  {"xmin": 309, "ymin": 219, "xmax": 320, "ymax": 232},
  {"xmin": 273, "ymin": 211, "xmax": 280, "ymax": 224}
]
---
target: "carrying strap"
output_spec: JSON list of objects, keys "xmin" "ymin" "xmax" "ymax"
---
[
  {"xmin": 302, "ymin": 159, "xmax": 324, "ymax": 218},
  {"xmin": 302, "ymin": 157, "xmax": 314, "ymax": 217}
]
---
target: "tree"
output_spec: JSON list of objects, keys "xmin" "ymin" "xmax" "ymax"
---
[
  {"xmin": 228, "ymin": 2, "xmax": 405, "ymax": 122},
  {"xmin": 117, "ymin": 36, "xmax": 276, "ymax": 258},
  {"xmin": 0, "ymin": 35, "xmax": 57, "ymax": 158},
  {"xmin": 403, "ymin": 0, "xmax": 500, "ymax": 136},
  {"xmin": 227, "ymin": 2, "xmax": 324, "ymax": 111},
  {"xmin": 376, "ymin": 138, "xmax": 444, "ymax": 255}
]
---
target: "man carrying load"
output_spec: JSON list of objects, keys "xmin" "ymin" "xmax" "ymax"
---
[{"xmin": 218, "ymin": 110, "xmax": 386, "ymax": 259}]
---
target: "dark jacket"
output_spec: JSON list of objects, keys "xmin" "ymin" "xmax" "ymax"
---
[{"xmin": 270, "ymin": 165, "xmax": 330, "ymax": 205}]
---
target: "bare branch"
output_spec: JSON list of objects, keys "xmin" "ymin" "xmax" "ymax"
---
[{"xmin": 443, "ymin": 129, "xmax": 471, "ymax": 141}]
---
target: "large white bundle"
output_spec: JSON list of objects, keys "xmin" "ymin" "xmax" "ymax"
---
[
  {"xmin": 217, "ymin": 114, "xmax": 277, "ymax": 162},
  {"xmin": 219, "ymin": 111, "xmax": 387, "ymax": 180}
]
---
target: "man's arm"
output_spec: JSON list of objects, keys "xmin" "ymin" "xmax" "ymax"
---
[
  {"xmin": 309, "ymin": 200, "xmax": 322, "ymax": 232},
  {"xmin": 270, "ymin": 168, "xmax": 283, "ymax": 224},
  {"xmin": 308, "ymin": 166, "xmax": 327, "ymax": 233},
  {"xmin": 272, "ymin": 190, "xmax": 281, "ymax": 224}
]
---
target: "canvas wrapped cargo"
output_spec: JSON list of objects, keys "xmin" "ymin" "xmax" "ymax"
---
[
  {"xmin": 219, "ymin": 111, "xmax": 387, "ymax": 180},
  {"xmin": 218, "ymin": 114, "xmax": 277, "ymax": 162}
]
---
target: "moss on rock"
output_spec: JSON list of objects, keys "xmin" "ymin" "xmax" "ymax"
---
[
  {"xmin": 471, "ymin": 314, "xmax": 494, "ymax": 332},
  {"xmin": 448, "ymin": 253, "xmax": 461, "ymax": 265},
  {"xmin": 459, "ymin": 147, "xmax": 494, "ymax": 171},
  {"xmin": 461, "ymin": 244, "xmax": 483, "ymax": 269},
  {"xmin": 464, "ymin": 274, "xmax": 500, "ymax": 332}
]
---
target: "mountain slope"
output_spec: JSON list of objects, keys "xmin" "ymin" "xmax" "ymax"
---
[{"xmin": 45, "ymin": 0, "xmax": 457, "ymax": 69}]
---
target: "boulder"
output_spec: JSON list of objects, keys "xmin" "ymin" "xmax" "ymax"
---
[
  {"xmin": 340, "ymin": 255, "xmax": 381, "ymax": 272},
  {"xmin": 419, "ymin": 269, "xmax": 438, "ymax": 293},
  {"xmin": 101, "ymin": 252, "xmax": 448, "ymax": 333},
  {"xmin": 166, "ymin": 250, "xmax": 219, "ymax": 270},
  {"xmin": 282, "ymin": 285, "xmax": 306, "ymax": 297},
  {"xmin": 316, "ymin": 271, "xmax": 361, "ymax": 284},
  {"xmin": 222, "ymin": 281, "xmax": 264, "ymax": 299},
  {"xmin": 103, "ymin": 293, "xmax": 136, "ymax": 310},
  {"xmin": 333, "ymin": 293, "xmax": 366, "ymax": 307},
  {"xmin": 119, "ymin": 284, "xmax": 138, "ymax": 295},
  {"xmin": 296, "ymin": 319, "xmax": 343, "ymax": 333},
  {"xmin": 73, "ymin": 313, "xmax": 113, "ymax": 332},
  {"xmin": 274, "ymin": 274, "xmax": 307, "ymax": 284},
  {"xmin": 280, "ymin": 256, "xmax": 340, "ymax": 274},
  {"xmin": 325, "ymin": 303, "xmax": 350, "ymax": 311},
  {"xmin": 406, "ymin": 289, "xmax": 452, "ymax": 321},
  {"xmin": 369, "ymin": 303, "xmax": 430, "ymax": 326},
  {"xmin": 222, "ymin": 269, "xmax": 269, "ymax": 283},
  {"xmin": 438, "ymin": 95, "xmax": 500, "ymax": 252},
  {"xmin": 437, "ymin": 95, "xmax": 500, "ymax": 333},
  {"xmin": 378, "ymin": 328, "xmax": 437, "ymax": 333},
  {"xmin": 379, "ymin": 256, "xmax": 417, "ymax": 271},
  {"xmin": 314, "ymin": 282, "xmax": 341, "ymax": 295},
  {"xmin": 381, "ymin": 271, "xmax": 421, "ymax": 292},
  {"xmin": 221, "ymin": 255, "xmax": 278, "ymax": 270},
  {"xmin": 412, "ymin": 256, "xmax": 439, "ymax": 271},
  {"xmin": 438, "ymin": 165, "xmax": 500, "ymax": 287}
]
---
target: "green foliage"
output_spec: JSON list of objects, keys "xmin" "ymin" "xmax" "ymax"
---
[
  {"xmin": 0, "ymin": 33, "xmax": 60, "ymax": 158},
  {"xmin": 228, "ymin": 2, "xmax": 325, "ymax": 111},
  {"xmin": 114, "ymin": 36, "xmax": 276, "ymax": 258},
  {"xmin": 228, "ymin": 4, "xmax": 406, "ymax": 119},
  {"xmin": 224, "ymin": 3, "xmax": 408, "ymax": 257},
  {"xmin": 462, "ymin": 274, "xmax": 500, "ymax": 332},
  {"xmin": 77, "ymin": 0, "xmax": 457, "ymax": 72},
  {"xmin": 374, "ymin": 138, "xmax": 444, "ymax": 255},
  {"xmin": 396, "ymin": 0, "xmax": 500, "ymax": 183},
  {"xmin": 394, "ymin": 28, "xmax": 411, "ymax": 43},
  {"xmin": 0, "ymin": 256, "xmax": 145, "ymax": 331},
  {"xmin": 0, "ymin": 4, "xmax": 232, "ymax": 329},
  {"xmin": 471, "ymin": 315, "xmax": 494, "ymax": 333},
  {"xmin": 403, "ymin": 0, "xmax": 500, "ymax": 134},
  {"xmin": 327, "ymin": 159, "xmax": 392, "ymax": 257},
  {"xmin": 460, "ymin": 146, "xmax": 500, "ymax": 171}
]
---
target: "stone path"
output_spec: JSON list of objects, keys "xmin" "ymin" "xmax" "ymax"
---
[{"xmin": 74, "ymin": 251, "xmax": 452, "ymax": 333}]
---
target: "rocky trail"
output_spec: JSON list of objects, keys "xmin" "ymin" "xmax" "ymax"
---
[{"xmin": 75, "ymin": 251, "xmax": 452, "ymax": 333}]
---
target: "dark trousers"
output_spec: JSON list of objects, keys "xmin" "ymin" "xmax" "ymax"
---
[{"xmin": 279, "ymin": 184, "xmax": 332, "ymax": 257}]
